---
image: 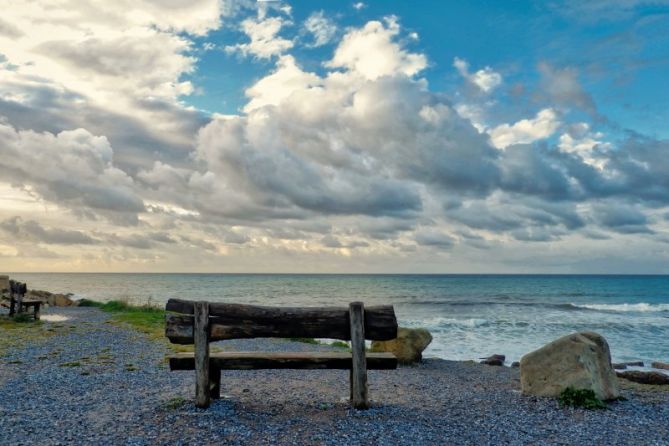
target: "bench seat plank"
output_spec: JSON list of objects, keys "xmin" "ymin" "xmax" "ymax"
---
[{"xmin": 169, "ymin": 351, "xmax": 397, "ymax": 371}]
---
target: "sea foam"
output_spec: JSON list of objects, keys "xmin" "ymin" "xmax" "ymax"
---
[{"xmin": 571, "ymin": 302, "xmax": 669, "ymax": 313}]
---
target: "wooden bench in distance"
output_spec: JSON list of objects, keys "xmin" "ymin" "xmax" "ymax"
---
[
  {"xmin": 8, "ymin": 280, "xmax": 41, "ymax": 320},
  {"xmin": 165, "ymin": 298, "xmax": 398, "ymax": 409}
]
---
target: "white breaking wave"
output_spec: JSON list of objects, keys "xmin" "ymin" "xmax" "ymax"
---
[
  {"xmin": 410, "ymin": 317, "xmax": 490, "ymax": 328},
  {"xmin": 572, "ymin": 303, "xmax": 669, "ymax": 313}
]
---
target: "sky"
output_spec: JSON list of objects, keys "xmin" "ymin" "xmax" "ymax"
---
[{"xmin": 0, "ymin": 0, "xmax": 668, "ymax": 273}]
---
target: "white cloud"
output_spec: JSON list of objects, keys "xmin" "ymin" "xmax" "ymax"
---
[
  {"xmin": 304, "ymin": 11, "xmax": 337, "ymax": 47},
  {"xmin": 326, "ymin": 17, "xmax": 427, "ymax": 80},
  {"xmin": 489, "ymin": 108, "xmax": 561, "ymax": 149},
  {"xmin": 225, "ymin": 16, "xmax": 294, "ymax": 59},
  {"xmin": 0, "ymin": 0, "xmax": 213, "ymax": 169},
  {"xmin": 454, "ymin": 57, "xmax": 502, "ymax": 93},
  {"xmin": 0, "ymin": 121, "xmax": 144, "ymax": 223},
  {"xmin": 243, "ymin": 55, "xmax": 322, "ymax": 113},
  {"xmin": 0, "ymin": 9, "xmax": 667, "ymax": 272},
  {"xmin": 558, "ymin": 123, "xmax": 610, "ymax": 169},
  {"xmin": 353, "ymin": 2, "xmax": 366, "ymax": 10}
]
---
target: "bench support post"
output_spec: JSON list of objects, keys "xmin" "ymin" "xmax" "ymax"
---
[
  {"xmin": 349, "ymin": 301, "xmax": 369, "ymax": 409},
  {"xmin": 209, "ymin": 366, "xmax": 221, "ymax": 399},
  {"xmin": 9, "ymin": 291, "xmax": 15, "ymax": 316},
  {"xmin": 194, "ymin": 301, "xmax": 210, "ymax": 408}
]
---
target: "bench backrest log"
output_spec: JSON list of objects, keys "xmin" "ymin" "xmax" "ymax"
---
[{"xmin": 165, "ymin": 298, "xmax": 398, "ymax": 344}]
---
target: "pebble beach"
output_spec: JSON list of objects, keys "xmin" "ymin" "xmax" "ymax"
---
[{"xmin": 1, "ymin": 306, "xmax": 668, "ymax": 446}]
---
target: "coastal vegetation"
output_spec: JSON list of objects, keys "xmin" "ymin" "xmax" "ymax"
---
[{"xmin": 558, "ymin": 388, "xmax": 607, "ymax": 410}]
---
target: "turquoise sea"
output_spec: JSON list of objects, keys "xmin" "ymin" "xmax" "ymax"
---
[{"xmin": 8, "ymin": 273, "xmax": 669, "ymax": 364}]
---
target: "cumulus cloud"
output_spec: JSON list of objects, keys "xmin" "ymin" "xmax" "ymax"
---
[
  {"xmin": 225, "ymin": 16, "xmax": 294, "ymax": 59},
  {"xmin": 304, "ymin": 11, "xmax": 337, "ymax": 47},
  {"xmin": 0, "ymin": 122, "xmax": 144, "ymax": 222},
  {"xmin": 0, "ymin": 0, "xmax": 211, "ymax": 171},
  {"xmin": 489, "ymin": 108, "xmax": 561, "ymax": 149},
  {"xmin": 453, "ymin": 57, "xmax": 502, "ymax": 93},
  {"xmin": 326, "ymin": 17, "xmax": 427, "ymax": 80},
  {"xmin": 1, "ymin": 7, "xmax": 668, "ymax": 271}
]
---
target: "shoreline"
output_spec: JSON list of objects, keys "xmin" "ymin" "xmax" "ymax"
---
[
  {"xmin": 6, "ymin": 273, "xmax": 669, "ymax": 367},
  {"xmin": 1, "ymin": 304, "xmax": 669, "ymax": 445},
  {"xmin": 5, "ymin": 285, "xmax": 669, "ymax": 367}
]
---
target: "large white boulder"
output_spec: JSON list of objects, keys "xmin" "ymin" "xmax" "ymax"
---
[{"xmin": 520, "ymin": 331, "xmax": 620, "ymax": 400}]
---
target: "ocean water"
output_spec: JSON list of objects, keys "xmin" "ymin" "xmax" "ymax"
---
[{"xmin": 8, "ymin": 273, "xmax": 669, "ymax": 364}]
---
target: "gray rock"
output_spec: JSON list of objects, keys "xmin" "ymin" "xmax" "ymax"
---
[
  {"xmin": 480, "ymin": 354, "xmax": 505, "ymax": 366},
  {"xmin": 617, "ymin": 371, "xmax": 669, "ymax": 385},
  {"xmin": 370, "ymin": 327, "xmax": 432, "ymax": 364},
  {"xmin": 520, "ymin": 331, "xmax": 620, "ymax": 400},
  {"xmin": 651, "ymin": 361, "xmax": 669, "ymax": 370}
]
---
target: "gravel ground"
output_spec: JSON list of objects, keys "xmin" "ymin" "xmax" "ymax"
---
[{"xmin": 1, "ymin": 307, "xmax": 668, "ymax": 446}]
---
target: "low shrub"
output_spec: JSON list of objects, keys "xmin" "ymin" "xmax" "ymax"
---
[
  {"xmin": 558, "ymin": 387, "xmax": 607, "ymax": 410},
  {"xmin": 289, "ymin": 337, "xmax": 320, "ymax": 345},
  {"xmin": 12, "ymin": 314, "xmax": 35, "ymax": 323},
  {"xmin": 77, "ymin": 299, "xmax": 102, "ymax": 307}
]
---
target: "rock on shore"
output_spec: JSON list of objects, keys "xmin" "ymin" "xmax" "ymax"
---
[
  {"xmin": 27, "ymin": 289, "xmax": 74, "ymax": 307},
  {"xmin": 370, "ymin": 327, "xmax": 432, "ymax": 364},
  {"xmin": 520, "ymin": 331, "xmax": 620, "ymax": 400},
  {"xmin": 617, "ymin": 371, "xmax": 669, "ymax": 385},
  {"xmin": 651, "ymin": 361, "xmax": 669, "ymax": 371}
]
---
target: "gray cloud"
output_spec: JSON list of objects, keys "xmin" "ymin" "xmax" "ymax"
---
[
  {"xmin": 592, "ymin": 203, "xmax": 653, "ymax": 234},
  {"xmin": 414, "ymin": 229, "xmax": 455, "ymax": 249},
  {"xmin": 0, "ymin": 122, "xmax": 145, "ymax": 223},
  {"xmin": 0, "ymin": 217, "xmax": 99, "ymax": 245},
  {"xmin": 0, "ymin": 19, "xmax": 23, "ymax": 38}
]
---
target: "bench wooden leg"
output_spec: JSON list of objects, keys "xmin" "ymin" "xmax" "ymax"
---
[
  {"xmin": 194, "ymin": 301, "xmax": 211, "ymax": 408},
  {"xmin": 9, "ymin": 296, "xmax": 15, "ymax": 316},
  {"xmin": 16, "ymin": 294, "xmax": 24, "ymax": 314},
  {"xmin": 34, "ymin": 303, "xmax": 41, "ymax": 320},
  {"xmin": 209, "ymin": 366, "xmax": 221, "ymax": 399},
  {"xmin": 349, "ymin": 302, "xmax": 369, "ymax": 409}
]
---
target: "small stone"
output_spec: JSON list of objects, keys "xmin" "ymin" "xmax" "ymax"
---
[
  {"xmin": 651, "ymin": 361, "xmax": 669, "ymax": 370},
  {"xmin": 511, "ymin": 361, "xmax": 520, "ymax": 368},
  {"xmin": 480, "ymin": 354, "xmax": 505, "ymax": 366}
]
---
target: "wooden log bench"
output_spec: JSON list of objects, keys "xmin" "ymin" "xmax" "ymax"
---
[
  {"xmin": 7, "ymin": 281, "xmax": 41, "ymax": 320},
  {"xmin": 165, "ymin": 298, "xmax": 398, "ymax": 409}
]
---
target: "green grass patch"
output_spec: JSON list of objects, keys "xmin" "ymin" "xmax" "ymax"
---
[
  {"xmin": 0, "ymin": 315, "xmax": 53, "ymax": 357},
  {"xmin": 13, "ymin": 313, "xmax": 36, "ymax": 323},
  {"xmin": 329, "ymin": 341, "xmax": 350, "ymax": 350},
  {"xmin": 163, "ymin": 396, "xmax": 186, "ymax": 411},
  {"xmin": 59, "ymin": 361, "xmax": 82, "ymax": 367},
  {"xmin": 77, "ymin": 299, "xmax": 103, "ymax": 307},
  {"xmin": 289, "ymin": 337, "xmax": 320, "ymax": 345},
  {"xmin": 97, "ymin": 299, "xmax": 166, "ymax": 340},
  {"xmin": 84, "ymin": 298, "xmax": 194, "ymax": 354},
  {"xmin": 558, "ymin": 387, "xmax": 607, "ymax": 410}
]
